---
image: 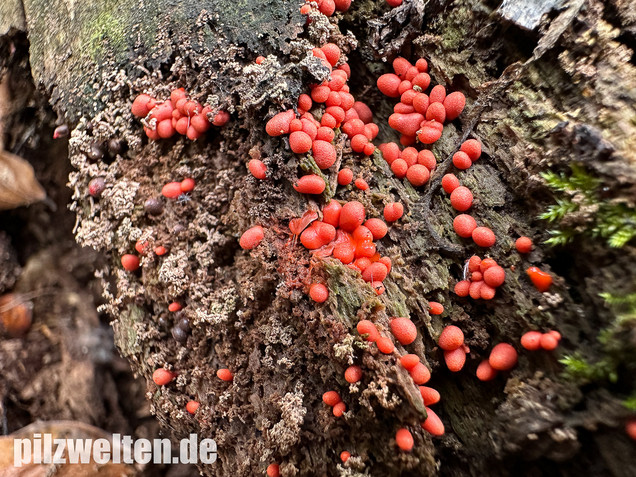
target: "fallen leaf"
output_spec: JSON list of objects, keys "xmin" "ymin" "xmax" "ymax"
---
[
  {"xmin": 0, "ymin": 420, "xmax": 138, "ymax": 476},
  {"xmin": 0, "ymin": 150, "xmax": 46, "ymax": 210}
]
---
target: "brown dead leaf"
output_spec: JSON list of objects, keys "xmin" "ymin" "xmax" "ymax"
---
[
  {"xmin": 0, "ymin": 70, "xmax": 45, "ymax": 210},
  {"xmin": 0, "ymin": 150, "xmax": 46, "ymax": 210},
  {"xmin": 0, "ymin": 420, "xmax": 137, "ymax": 476}
]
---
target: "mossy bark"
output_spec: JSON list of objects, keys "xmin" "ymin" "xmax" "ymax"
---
[{"xmin": 5, "ymin": 0, "xmax": 636, "ymax": 475}]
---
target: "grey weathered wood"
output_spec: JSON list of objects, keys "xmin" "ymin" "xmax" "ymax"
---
[
  {"xmin": 498, "ymin": 0, "xmax": 566, "ymax": 30},
  {"xmin": 0, "ymin": 0, "xmax": 25, "ymax": 35}
]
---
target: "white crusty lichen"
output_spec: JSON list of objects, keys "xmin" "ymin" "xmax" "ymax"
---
[
  {"xmin": 267, "ymin": 383, "xmax": 306, "ymax": 453},
  {"xmin": 190, "ymin": 284, "xmax": 237, "ymax": 326},
  {"xmin": 106, "ymin": 178, "xmax": 139, "ymax": 220},
  {"xmin": 333, "ymin": 333, "xmax": 357, "ymax": 364},
  {"xmin": 74, "ymin": 214, "xmax": 115, "ymax": 251},
  {"xmin": 360, "ymin": 379, "xmax": 402, "ymax": 413},
  {"xmin": 263, "ymin": 316, "xmax": 295, "ymax": 347},
  {"xmin": 158, "ymin": 249, "xmax": 190, "ymax": 295}
]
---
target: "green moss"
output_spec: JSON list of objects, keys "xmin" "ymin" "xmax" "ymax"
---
[
  {"xmin": 299, "ymin": 154, "xmax": 334, "ymax": 199},
  {"xmin": 83, "ymin": 8, "xmax": 127, "ymax": 61},
  {"xmin": 540, "ymin": 164, "xmax": 636, "ymax": 248},
  {"xmin": 560, "ymin": 353, "xmax": 617, "ymax": 384},
  {"xmin": 561, "ymin": 291, "xmax": 636, "ymax": 397},
  {"xmin": 325, "ymin": 260, "xmax": 369, "ymax": 326}
]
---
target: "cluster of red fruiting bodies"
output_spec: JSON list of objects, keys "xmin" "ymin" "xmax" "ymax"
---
[
  {"xmin": 251, "ymin": 43, "xmax": 378, "ymax": 195},
  {"xmin": 236, "ymin": 47, "xmax": 567, "ymax": 462},
  {"xmin": 299, "ymin": 0, "xmax": 351, "ymax": 18},
  {"xmin": 118, "ymin": 37, "xmax": 583, "ymax": 469},
  {"xmin": 131, "ymin": 88, "xmax": 229, "ymax": 141},
  {"xmin": 455, "ymin": 255, "xmax": 506, "ymax": 300},
  {"xmin": 375, "ymin": 57, "xmax": 466, "ymax": 187},
  {"xmin": 297, "ymin": 200, "xmax": 395, "ymax": 296}
]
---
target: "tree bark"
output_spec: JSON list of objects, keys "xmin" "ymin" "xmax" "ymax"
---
[{"xmin": 3, "ymin": 0, "xmax": 636, "ymax": 475}]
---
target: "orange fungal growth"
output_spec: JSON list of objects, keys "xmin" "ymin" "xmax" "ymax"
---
[
  {"xmin": 152, "ymin": 368, "xmax": 175, "ymax": 386},
  {"xmin": 480, "ymin": 258, "xmax": 497, "ymax": 273},
  {"xmin": 354, "ymin": 178, "xmax": 369, "ymax": 190},
  {"xmin": 421, "ymin": 407, "xmax": 445, "ymax": 436},
  {"xmin": 527, "ymin": 266, "xmax": 553, "ymax": 292},
  {"xmin": 357, "ymin": 320, "xmax": 379, "ymax": 342},
  {"xmin": 476, "ymin": 360, "xmax": 498, "ymax": 381},
  {"xmin": 365, "ymin": 218, "xmax": 388, "ymax": 240},
  {"xmin": 239, "ymin": 225, "xmax": 265, "ymax": 250},
  {"xmin": 428, "ymin": 302, "xmax": 444, "ymax": 315},
  {"xmin": 322, "ymin": 391, "xmax": 341, "ymax": 406},
  {"xmin": 409, "ymin": 362, "xmax": 431, "ymax": 385},
  {"xmin": 406, "ymin": 164, "xmax": 430, "ymax": 186},
  {"xmin": 248, "ymin": 159, "xmax": 267, "ymax": 179},
  {"xmin": 377, "ymin": 74, "xmax": 402, "ymax": 97},
  {"xmin": 443, "ymin": 92, "xmax": 466, "ymax": 120},
  {"xmin": 390, "ymin": 317, "xmax": 417, "ymax": 345},
  {"xmin": 376, "ymin": 336, "xmax": 395, "ymax": 354},
  {"xmin": 520, "ymin": 331, "xmax": 543, "ymax": 351},
  {"xmin": 339, "ymin": 201, "xmax": 366, "ymax": 232},
  {"xmin": 266, "ymin": 110, "xmax": 295, "ymax": 136},
  {"xmin": 294, "ymin": 175, "xmax": 326, "ymax": 194},
  {"xmin": 438, "ymin": 325, "xmax": 464, "ymax": 351},
  {"xmin": 180, "ymin": 178, "xmax": 195, "ymax": 192},
  {"xmin": 338, "ymin": 168, "xmax": 354, "ymax": 185},
  {"xmin": 372, "ymin": 281, "xmax": 386, "ymax": 295},
  {"xmin": 460, "ymin": 139, "xmax": 481, "ymax": 161},
  {"xmin": 395, "ymin": 428, "xmax": 414, "ymax": 451},
  {"xmin": 429, "ymin": 85, "xmax": 446, "ymax": 104},
  {"xmin": 626, "ymin": 420, "xmax": 636, "ymax": 440},
  {"xmin": 453, "ymin": 214, "xmax": 477, "ymax": 238},
  {"xmin": 450, "ymin": 186, "xmax": 473, "ymax": 212},
  {"xmin": 216, "ymin": 368, "xmax": 233, "ymax": 381},
  {"xmin": 344, "ymin": 365, "xmax": 362, "ymax": 383},
  {"xmin": 266, "ymin": 463, "xmax": 280, "ymax": 477},
  {"xmin": 309, "ymin": 283, "xmax": 329, "ymax": 303},
  {"xmin": 400, "ymin": 354, "xmax": 420, "ymax": 370},
  {"xmin": 121, "ymin": 254, "xmax": 140, "ymax": 272},
  {"xmin": 515, "ymin": 236, "xmax": 533, "ymax": 253},
  {"xmin": 483, "ymin": 265, "xmax": 505, "ymax": 287},
  {"xmin": 131, "ymin": 94, "xmax": 154, "ymax": 117},
  {"xmin": 472, "ymin": 227, "xmax": 496, "ymax": 248},
  {"xmin": 384, "ymin": 202, "xmax": 404, "ymax": 222},
  {"xmin": 313, "ymin": 140, "xmax": 337, "ymax": 168},
  {"xmin": 135, "ymin": 239, "xmax": 150, "ymax": 255},
  {"xmin": 340, "ymin": 451, "xmax": 351, "ymax": 463},
  {"xmin": 540, "ymin": 333, "xmax": 560, "ymax": 350},
  {"xmin": 444, "ymin": 347, "xmax": 466, "ymax": 372},
  {"xmin": 186, "ymin": 400, "xmax": 200, "ymax": 414},
  {"xmin": 290, "ymin": 131, "xmax": 312, "ymax": 154},
  {"xmin": 452, "ymin": 151, "xmax": 472, "ymax": 170},
  {"xmin": 488, "ymin": 343, "xmax": 518, "ymax": 371},
  {"xmin": 454, "ymin": 280, "xmax": 470, "ymax": 297},
  {"xmin": 322, "ymin": 200, "xmax": 342, "ymax": 227},
  {"xmin": 168, "ymin": 302, "xmax": 182, "ymax": 312},
  {"xmin": 162, "ymin": 182, "xmax": 183, "ymax": 199},
  {"xmin": 361, "ymin": 262, "xmax": 388, "ymax": 283},
  {"xmin": 333, "ymin": 402, "xmax": 347, "ymax": 417},
  {"xmin": 468, "ymin": 255, "xmax": 482, "ymax": 272},
  {"xmin": 419, "ymin": 386, "xmax": 440, "ymax": 406}
]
